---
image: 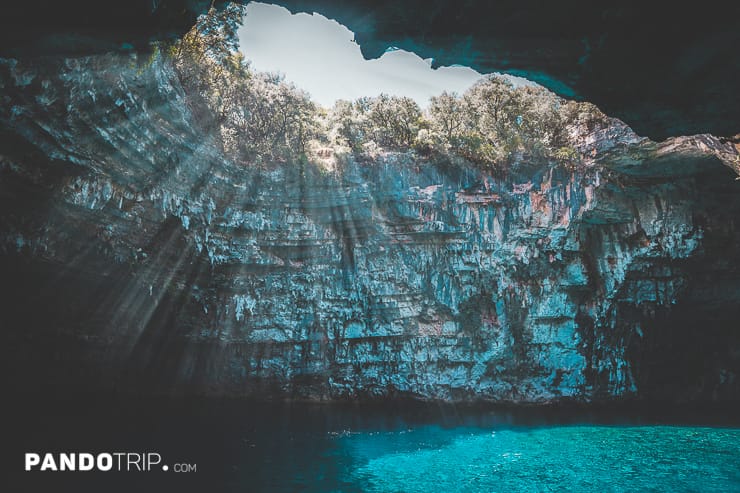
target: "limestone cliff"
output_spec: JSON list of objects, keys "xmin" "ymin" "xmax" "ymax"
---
[{"xmin": 1, "ymin": 53, "xmax": 739, "ymax": 403}]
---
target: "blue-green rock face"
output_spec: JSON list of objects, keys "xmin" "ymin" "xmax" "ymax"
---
[{"xmin": 1, "ymin": 52, "xmax": 739, "ymax": 402}]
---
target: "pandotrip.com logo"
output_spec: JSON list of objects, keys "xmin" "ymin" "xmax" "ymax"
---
[{"xmin": 25, "ymin": 453, "xmax": 197, "ymax": 473}]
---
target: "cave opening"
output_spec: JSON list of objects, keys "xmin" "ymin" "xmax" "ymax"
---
[
  {"xmin": 238, "ymin": 2, "xmax": 490, "ymax": 108},
  {"xmin": 1, "ymin": 1, "xmax": 740, "ymax": 491}
]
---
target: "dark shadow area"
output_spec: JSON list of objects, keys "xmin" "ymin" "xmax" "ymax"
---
[
  {"xmin": 3, "ymin": 392, "xmax": 740, "ymax": 492},
  {"xmin": 626, "ymin": 164, "xmax": 740, "ymax": 403}
]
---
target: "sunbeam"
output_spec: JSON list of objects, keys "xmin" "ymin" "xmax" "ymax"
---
[{"xmin": 2, "ymin": 2, "xmax": 740, "ymax": 491}]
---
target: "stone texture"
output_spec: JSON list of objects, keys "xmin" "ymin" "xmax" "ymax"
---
[{"xmin": 1, "ymin": 53, "xmax": 739, "ymax": 403}]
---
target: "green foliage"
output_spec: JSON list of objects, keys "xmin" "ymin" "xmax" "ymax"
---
[
  {"xmin": 554, "ymin": 145, "xmax": 580, "ymax": 164},
  {"xmin": 167, "ymin": 3, "xmax": 318, "ymax": 162},
  {"xmin": 428, "ymin": 91, "xmax": 465, "ymax": 143},
  {"xmin": 327, "ymin": 98, "xmax": 370, "ymax": 151},
  {"xmin": 368, "ymin": 95, "xmax": 422, "ymax": 149},
  {"xmin": 222, "ymin": 72, "xmax": 318, "ymax": 160},
  {"xmin": 167, "ymin": 4, "xmax": 248, "ymax": 128},
  {"xmin": 164, "ymin": 5, "xmax": 604, "ymax": 171},
  {"xmin": 326, "ymin": 94, "xmax": 424, "ymax": 152},
  {"xmin": 442, "ymin": 77, "xmax": 568, "ymax": 165},
  {"xmin": 562, "ymin": 100, "xmax": 609, "ymax": 131},
  {"xmin": 322, "ymin": 75, "xmax": 597, "ymax": 170}
]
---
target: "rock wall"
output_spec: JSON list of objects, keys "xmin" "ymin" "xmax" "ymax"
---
[{"xmin": 1, "ymin": 53, "xmax": 739, "ymax": 402}]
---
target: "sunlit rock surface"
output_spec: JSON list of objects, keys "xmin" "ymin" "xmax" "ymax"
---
[{"xmin": 1, "ymin": 53, "xmax": 739, "ymax": 403}]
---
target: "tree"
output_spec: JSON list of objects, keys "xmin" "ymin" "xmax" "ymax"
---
[
  {"xmin": 167, "ymin": 5, "xmax": 319, "ymax": 162},
  {"xmin": 367, "ymin": 94, "xmax": 422, "ymax": 149},
  {"xmin": 166, "ymin": 7, "xmax": 589, "ymax": 170},
  {"xmin": 507, "ymin": 85, "xmax": 565, "ymax": 159},
  {"xmin": 221, "ymin": 73, "xmax": 318, "ymax": 160},
  {"xmin": 462, "ymin": 76, "xmax": 520, "ymax": 160},
  {"xmin": 168, "ymin": 3, "xmax": 249, "ymax": 131},
  {"xmin": 428, "ymin": 91, "xmax": 466, "ymax": 144},
  {"xmin": 327, "ymin": 99, "xmax": 370, "ymax": 151}
]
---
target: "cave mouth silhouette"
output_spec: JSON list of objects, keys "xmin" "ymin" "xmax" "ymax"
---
[
  {"xmin": 1, "ymin": 0, "xmax": 738, "ymax": 140},
  {"xmin": 237, "ymin": 2, "xmax": 489, "ymax": 108}
]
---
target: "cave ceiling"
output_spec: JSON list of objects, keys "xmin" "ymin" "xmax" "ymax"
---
[{"xmin": 1, "ymin": 0, "xmax": 738, "ymax": 140}]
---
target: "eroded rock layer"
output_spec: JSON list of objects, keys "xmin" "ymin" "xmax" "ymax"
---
[{"xmin": 1, "ymin": 54, "xmax": 739, "ymax": 402}]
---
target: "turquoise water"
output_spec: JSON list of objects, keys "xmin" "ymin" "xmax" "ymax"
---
[
  {"xmin": 6, "ymin": 399, "xmax": 740, "ymax": 492},
  {"xmin": 333, "ymin": 425, "xmax": 740, "ymax": 492}
]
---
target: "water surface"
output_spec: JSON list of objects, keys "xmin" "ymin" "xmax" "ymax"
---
[
  {"xmin": 339, "ymin": 424, "xmax": 740, "ymax": 492},
  {"xmin": 5, "ymin": 397, "xmax": 740, "ymax": 492}
]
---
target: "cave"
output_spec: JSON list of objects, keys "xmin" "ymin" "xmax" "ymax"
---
[{"xmin": 2, "ymin": 1, "xmax": 740, "ymax": 491}]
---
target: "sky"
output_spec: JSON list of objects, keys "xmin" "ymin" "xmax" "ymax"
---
[{"xmin": 237, "ymin": 2, "xmax": 491, "ymax": 108}]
